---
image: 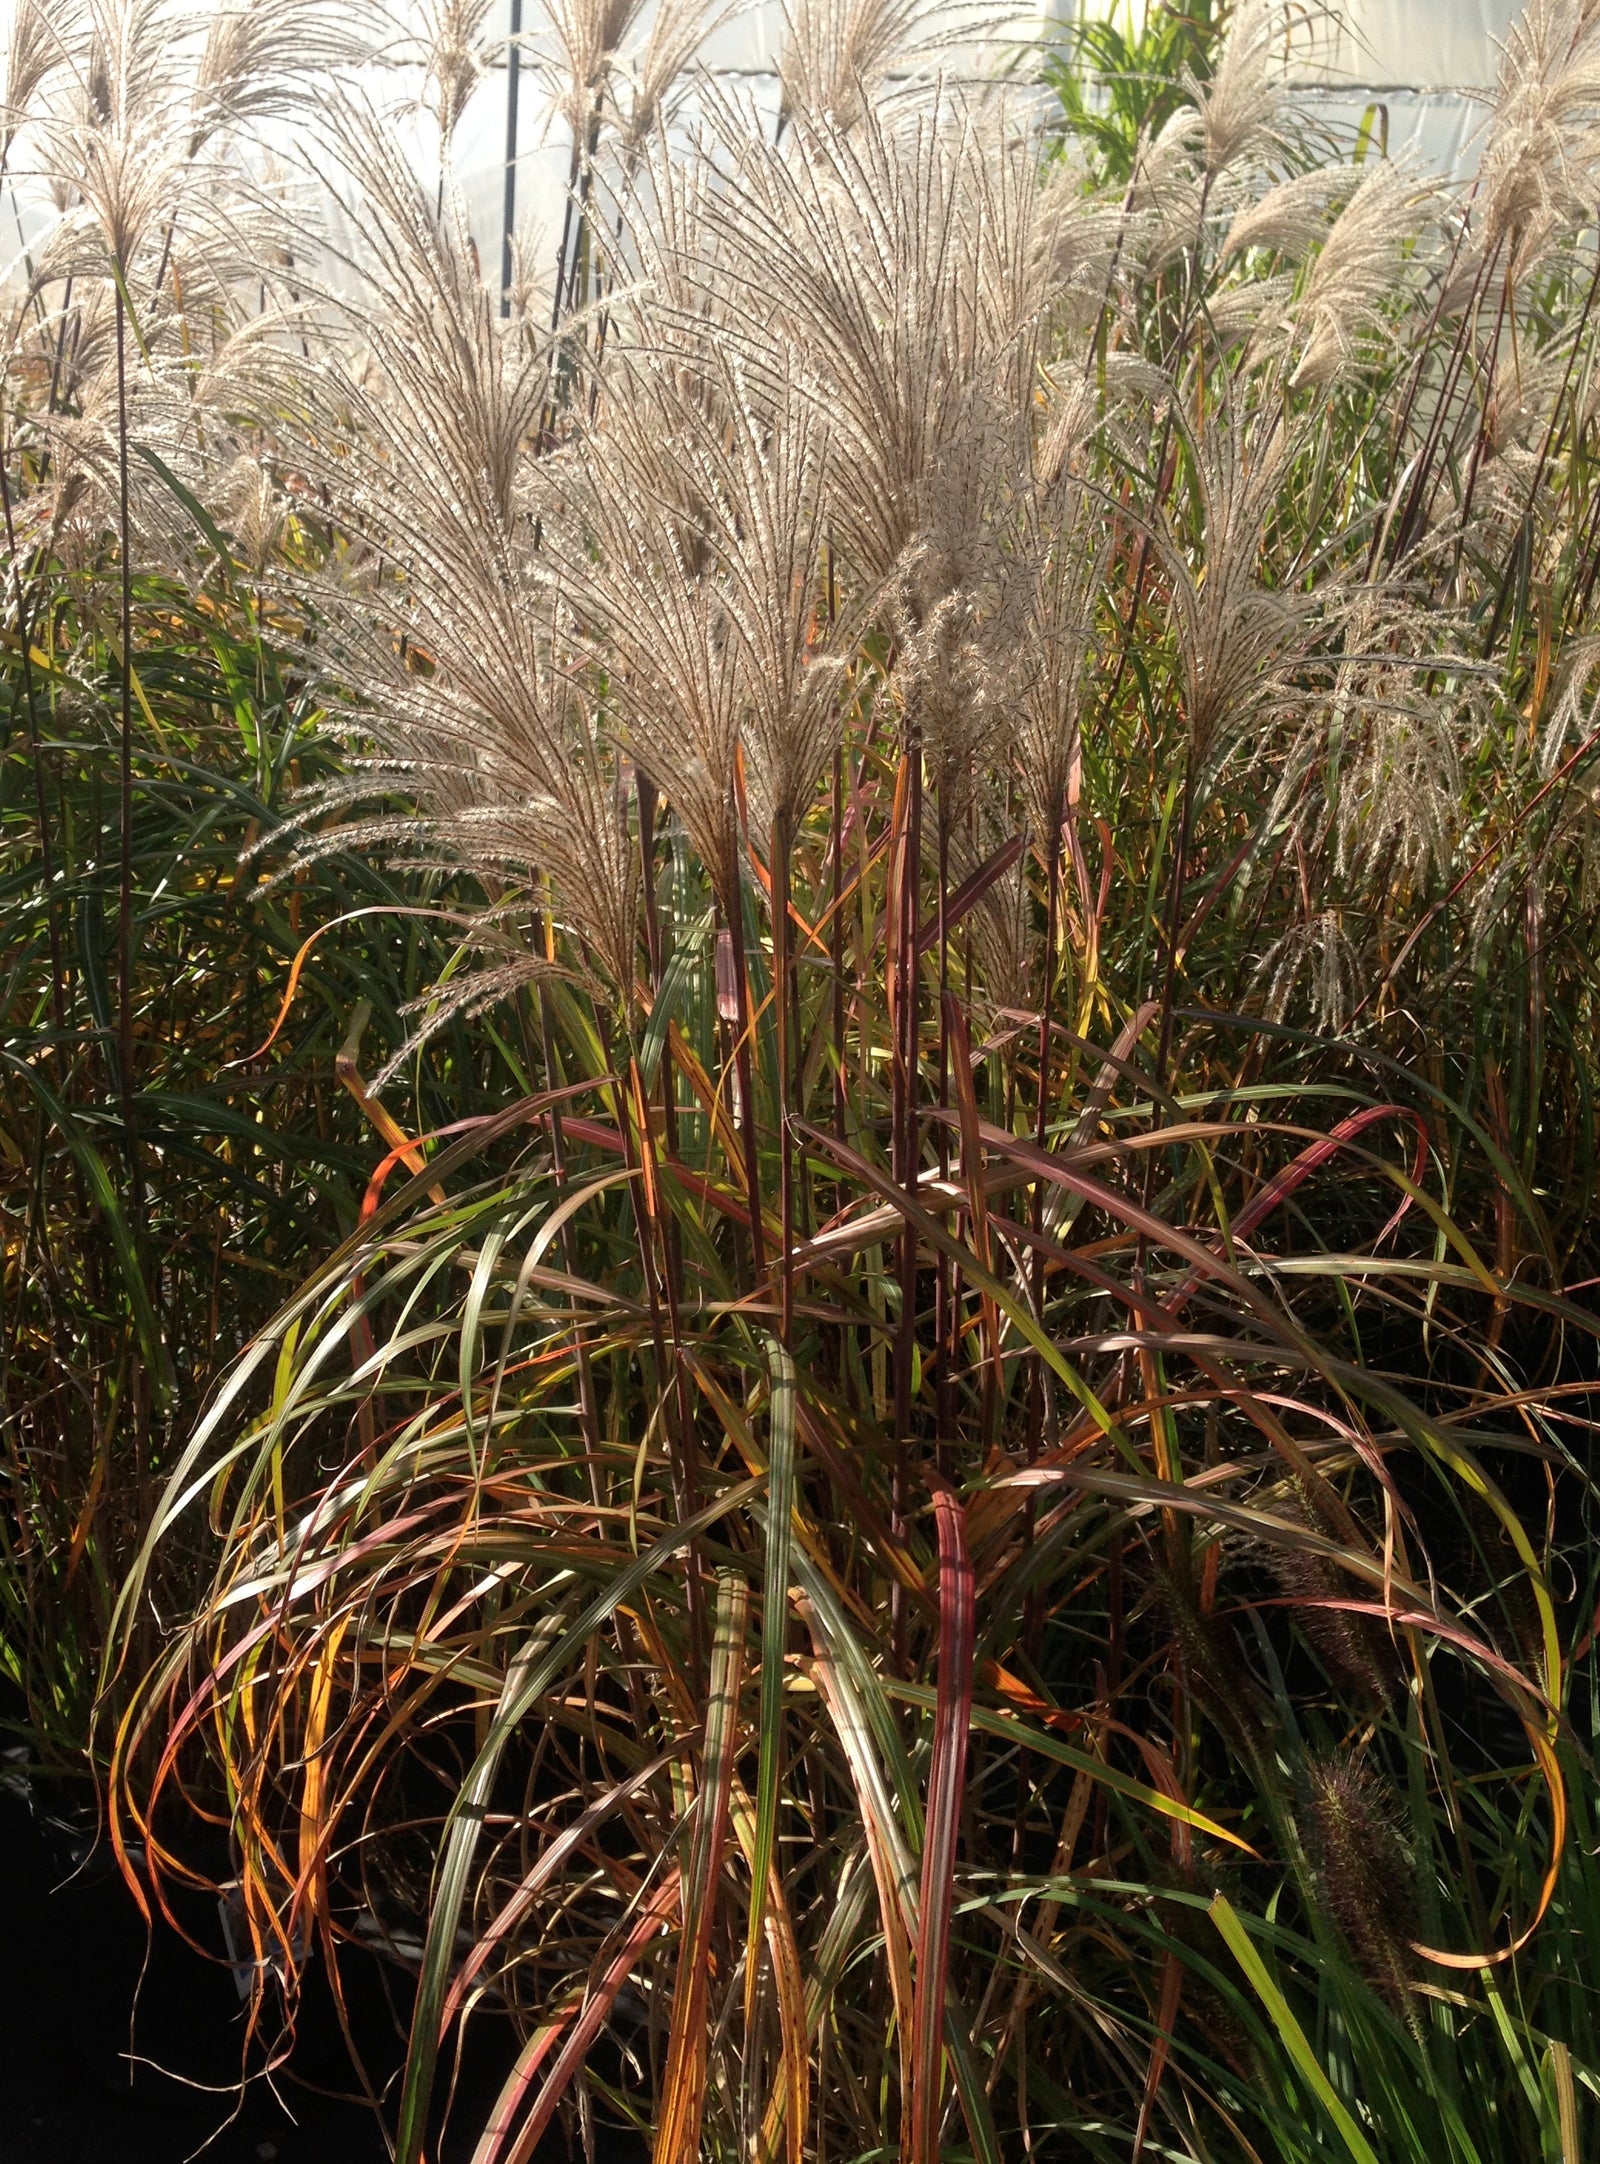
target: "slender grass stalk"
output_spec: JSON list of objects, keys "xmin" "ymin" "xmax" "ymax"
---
[{"xmin": 113, "ymin": 280, "xmax": 140, "ymax": 1221}]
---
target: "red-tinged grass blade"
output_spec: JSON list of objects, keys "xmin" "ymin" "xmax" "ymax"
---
[
  {"xmin": 904, "ymin": 1484, "xmax": 975, "ymax": 2164},
  {"xmin": 653, "ymin": 1567, "xmax": 749, "ymax": 2164},
  {"xmin": 1132, "ymin": 1948, "xmax": 1185, "ymax": 2161},
  {"xmin": 1160, "ymin": 1103, "xmax": 1432, "ymax": 1313},
  {"xmin": 789, "ymin": 1116, "xmax": 1131, "ymax": 1451},
  {"xmin": 440, "ymin": 1753, "xmax": 673, "ymax": 2035},
  {"xmin": 915, "ymin": 832, "xmax": 1027, "ymax": 956},
  {"xmin": 472, "ymin": 1870, "xmax": 683, "ymax": 2164}
]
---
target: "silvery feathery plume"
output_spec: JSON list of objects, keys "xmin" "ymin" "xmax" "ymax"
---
[
  {"xmin": 1337, "ymin": 698, "xmax": 1467, "ymax": 901},
  {"xmin": 274, "ymin": 100, "xmax": 641, "ymax": 1006},
  {"xmin": 682, "ymin": 359, "xmax": 864, "ymax": 848},
  {"xmin": 34, "ymin": 0, "xmax": 196, "ymax": 272},
  {"xmin": 566, "ymin": 340, "xmax": 747, "ymax": 911},
  {"xmin": 1446, "ymin": 336, "xmax": 1581, "ymax": 550},
  {"xmin": 1128, "ymin": 0, "xmax": 1299, "ymax": 274},
  {"xmin": 0, "ymin": 0, "xmax": 68, "ymax": 157},
  {"xmin": 692, "ymin": 90, "xmax": 1040, "ymax": 591},
  {"xmin": 188, "ymin": 0, "xmax": 383, "ymax": 153},
  {"xmin": 1288, "ymin": 160, "xmax": 1434, "ymax": 389},
  {"xmin": 23, "ymin": 0, "xmax": 348, "ymax": 307},
  {"xmin": 1241, "ymin": 587, "xmax": 1482, "ymax": 980},
  {"xmin": 217, "ymin": 452, "xmax": 286, "ymax": 582},
  {"xmin": 569, "ymin": 307, "xmax": 870, "ymax": 898},
  {"xmin": 1032, "ymin": 145, "xmax": 1130, "ymax": 338},
  {"xmin": 588, "ymin": 351, "xmax": 861, "ymax": 861},
  {"xmin": 1223, "ymin": 167, "xmax": 1350, "ymax": 262},
  {"xmin": 311, "ymin": 97, "xmax": 547, "ymax": 537},
  {"xmin": 531, "ymin": 0, "xmax": 650, "ymax": 142},
  {"xmin": 1475, "ymin": 0, "xmax": 1600, "ymax": 283},
  {"xmin": 13, "ymin": 291, "xmax": 300, "ymax": 569},
  {"xmin": 1535, "ymin": 636, "xmax": 1600, "ymax": 779},
  {"xmin": 1189, "ymin": 0, "xmax": 1294, "ymax": 180},
  {"xmin": 414, "ymin": 0, "xmax": 496, "ymax": 148},
  {"xmin": 1234, "ymin": 598, "xmax": 1481, "ymax": 1014},
  {"xmin": 1314, "ymin": 595, "xmax": 1491, "ymax": 907},
  {"xmin": 689, "ymin": 89, "xmax": 1045, "ymax": 803},
  {"xmin": 1252, "ymin": 907, "xmax": 1362, "ymax": 1031},
  {"xmin": 777, "ymin": 0, "xmax": 957, "ymax": 133},
  {"xmin": 1127, "ymin": 108, "xmax": 1206, "ymax": 275},
  {"xmin": 588, "ymin": 131, "xmax": 875, "ymax": 857},
  {"xmin": 1155, "ymin": 411, "xmax": 1335, "ymax": 791},
  {"xmin": 612, "ymin": 0, "xmax": 729, "ymax": 155},
  {"xmin": 5, "ymin": 4, "xmax": 315, "ymax": 563},
  {"xmin": 319, "ymin": 587, "xmax": 643, "ymax": 1037}
]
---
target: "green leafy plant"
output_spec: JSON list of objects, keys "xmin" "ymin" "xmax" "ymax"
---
[{"xmin": 1041, "ymin": 1, "xmax": 1226, "ymax": 185}]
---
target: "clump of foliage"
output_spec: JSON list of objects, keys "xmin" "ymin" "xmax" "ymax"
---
[
  {"xmin": 2, "ymin": 1, "xmax": 1600, "ymax": 2161},
  {"xmin": 1040, "ymin": 0, "xmax": 1224, "ymax": 183}
]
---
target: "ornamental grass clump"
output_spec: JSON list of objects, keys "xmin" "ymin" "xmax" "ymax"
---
[{"xmin": 0, "ymin": 0, "xmax": 1584, "ymax": 2157}]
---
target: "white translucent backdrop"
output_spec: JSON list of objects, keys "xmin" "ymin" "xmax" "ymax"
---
[
  {"xmin": 441, "ymin": 0, "xmax": 1523, "ymax": 296},
  {"xmin": 0, "ymin": 2, "xmax": 1530, "ymax": 315}
]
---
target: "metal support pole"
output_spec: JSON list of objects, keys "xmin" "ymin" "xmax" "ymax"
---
[{"xmin": 500, "ymin": 0, "xmax": 522, "ymax": 315}]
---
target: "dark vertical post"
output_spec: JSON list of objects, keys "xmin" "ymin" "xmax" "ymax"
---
[{"xmin": 500, "ymin": 0, "xmax": 523, "ymax": 315}]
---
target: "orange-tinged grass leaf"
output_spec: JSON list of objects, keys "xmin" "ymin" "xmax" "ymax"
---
[
  {"xmin": 653, "ymin": 1568, "xmax": 748, "ymax": 2164},
  {"xmin": 666, "ymin": 1020, "xmax": 749, "ymax": 1189},
  {"xmin": 295, "ymin": 1614, "xmax": 349, "ymax": 1933},
  {"xmin": 231, "ymin": 904, "xmax": 490, "ymax": 1066},
  {"xmin": 726, "ymin": 1774, "xmax": 810, "ymax": 2164}
]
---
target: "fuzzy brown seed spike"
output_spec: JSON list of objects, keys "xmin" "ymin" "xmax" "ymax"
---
[
  {"xmin": 1265, "ymin": 1485, "xmax": 1398, "ymax": 1717},
  {"xmin": 1301, "ymin": 1756, "xmax": 1419, "ymax": 2020}
]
